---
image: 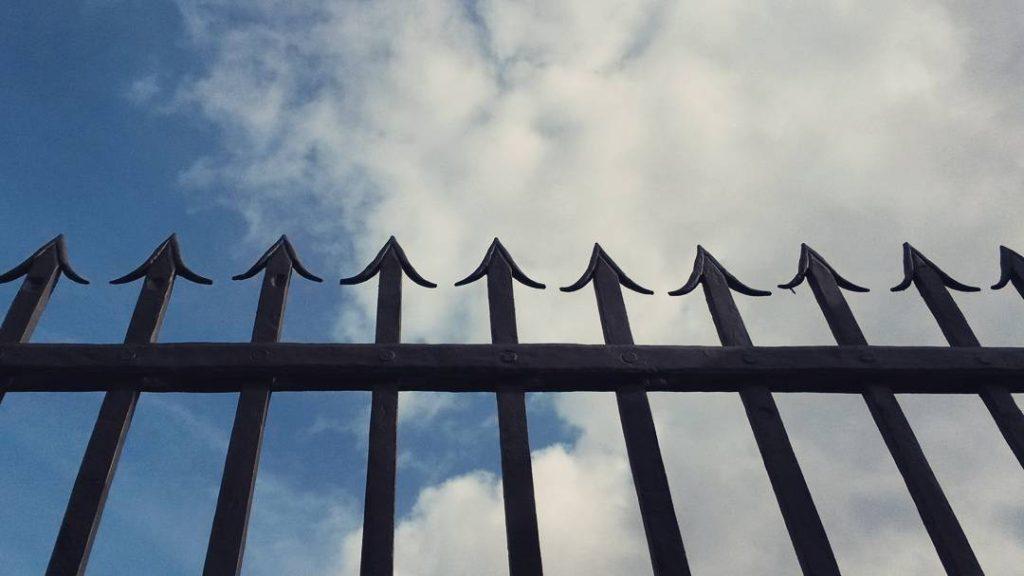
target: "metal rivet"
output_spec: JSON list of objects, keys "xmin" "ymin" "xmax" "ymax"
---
[
  {"xmin": 119, "ymin": 349, "xmax": 137, "ymax": 362},
  {"xmin": 379, "ymin": 350, "xmax": 396, "ymax": 362},
  {"xmin": 621, "ymin": 351, "xmax": 639, "ymax": 364},
  {"xmin": 742, "ymin": 352, "xmax": 757, "ymax": 364},
  {"xmin": 500, "ymin": 351, "xmax": 518, "ymax": 364}
]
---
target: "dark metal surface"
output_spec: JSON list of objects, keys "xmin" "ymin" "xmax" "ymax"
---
[
  {"xmin": 46, "ymin": 235, "xmax": 211, "ymax": 576},
  {"xmin": 894, "ymin": 243, "xmax": 1024, "ymax": 469},
  {"xmin": 341, "ymin": 237, "xmax": 434, "ymax": 576},
  {"xmin": 563, "ymin": 244, "xmax": 692, "ymax": 576},
  {"xmin": 5, "ymin": 343, "xmax": 1024, "ymax": 393},
  {"xmin": 673, "ymin": 246, "xmax": 840, "ymax": 576},
  {"xmin": 457, "ymin": 239, "xmax": 544, "ymax": 576},
  {"xmin": 0, "ymin": 235, "xmax": 88, "ymax": 404},
  {"xmin": 785, "ymin": 244, "xmax": 981, "ymax": 576},
  {"xmin": 204, "ymin": 236, "xmax": 320, "ymax": 576}
]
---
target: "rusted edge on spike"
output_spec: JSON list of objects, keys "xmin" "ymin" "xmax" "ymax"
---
[
  {"xmin": 778, "ymin": 243, "xmax": 869, "ymax": 293},
  {"xmin": 0, "ymin": 234, "xmax": 89, "ymax": 285},
  {"xmin": 668, "ymin": 245, "xmax": 771, "ymax": 297},
  {"xmin": 232, "ymin": 235, "xmax": 323, "ymax": 282},
  {"xmin": 339, "ymin": 236, "xmax": 436, "ymax": 288},
  {"xmin": 993, "ymin": 246, "xmax": 1023, "ymax": 290},
  {"xmin": 111, "ymin": 234, "xmax": 213, "ymax": 285},
  {"xmin": 560, "ymin": 243, "xmax": 653, "ymax": 294},
  {"xmin": 891, "ymin": 243, "xmax": 979, "ymax": 293},
  {"xmin": 454, "ymin": 238, "xmax": 545, "ymax": 289}
]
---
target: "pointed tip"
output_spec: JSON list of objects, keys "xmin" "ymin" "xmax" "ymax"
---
[
  {"xmin": 891, "ymin": 243, "xmax": 979, "ymax": 292},
  {"xmin": 0, "ymin": 234, "xmax": 89, "ymax": 285},
  {"xmin": 993, "ymin": 245, "xmax": 1024, "ymax": 290},
  {"xmin": 339, "ymin": 236, "xmax": 435, "ymax": 288},
  {"xmin": 777, "ymin": 244, "xmax": 869, "ymax": 293},
  {"xmin": 560, "ymin": 244, "xmax": 653, "ymax": 294},
  {"xmin": 668, "ymin": 246, "xmax": 771, "ymax": 297},
  {"xmin": 233, "ymin": 236, "xmax": 323, "ymax": 283},
  {"xmin": 111, "ymin": 234, "xmax": 213, "ymax": 285},
  {"xmin": 454, "ymin": 238, "xmax": 545, "ymax": 289}
]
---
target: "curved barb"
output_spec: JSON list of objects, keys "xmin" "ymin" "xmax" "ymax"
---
[
  {"xmin": 111, "ymin": 234, "xmax": 213, "ymax": 285},
  {"xmin": 668, "ymin": 245, "xmax": 771, "ymax": 297},
  {"xmin": 993, "ymin": 246, "xmax": 1024, "ymax": 290},
  {"xmin": 778, "ymin": 244, "xmax": 869, "ymax": 293},
  {"xmin": 233, "ymin": 235, "xmax": 323, "ymax": 282},
  {"xmin": 891, "ymin": 243, "xmax": 979, "ymax": 293},
  {"xmin": 560, "ymin": 243, "xmax": 653, "ymax": 294},
  {"xmin": 339, "ymin": 236, "xmax": 436, "ymax": 288},
  {"xmin": 454, "ymin": 238, "xmax": 545, "ymax": 289},
  {"xmin": 0, "ymin": 234, "xmax": 89, "ymax": 285}
]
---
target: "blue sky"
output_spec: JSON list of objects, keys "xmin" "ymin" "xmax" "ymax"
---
[{"xmin": 3, "ymin": 1, "xmax": 1024, "ymax": 575}]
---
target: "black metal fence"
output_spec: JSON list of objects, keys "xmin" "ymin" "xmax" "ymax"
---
[{"xmin": 2, "ymin": 234, "xmax": 1023, "ymax": 576}]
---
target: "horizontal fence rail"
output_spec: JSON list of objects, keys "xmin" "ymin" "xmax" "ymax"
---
[{"xmin": 3, "ymin": 234, "xmax": 1024, "ymax": 576}]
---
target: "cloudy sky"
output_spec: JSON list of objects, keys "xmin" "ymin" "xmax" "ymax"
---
[{"xmin": 2, "ymin": 0, "xmax": 1023, "ymax": 574}]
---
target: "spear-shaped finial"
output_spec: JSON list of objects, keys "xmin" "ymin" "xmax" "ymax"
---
[
  {"xmin": 0, "ymin": 234, "xmax": 89, "ymax": 285},
  {"xmin": 454, "ymin": 238, "xmax": 545, "ymax": 289},
  {"xmin": 47, "ymin": 235, "xmax": 211, "ymax": 576},
  {"xmin": 342, "ymin": 236, "xmax": 433, "ymax": 576},
  {"xmin": 455, "ymin": 238, "xmax": 544, "ymax": 576},
  {"xmin": 778, "ymin": 243, "xmax": 869, "ymax": 293},
  {"xmin": 340, "ymin": 236, "xmax": 435, "ymax": 288},
  {"xmin": 560, "ymin": 243, "xmax": 653, "ymax": 294},
  {"xmin": 233, "ymin": 235, "xmax": 322, "ymax": 283},
  {"xmin": 891, "ymin": 243, "xmax": 979, "ymax": 293},
  {"xmin": 0, "ymin": 235, "xmax": 88, "ymax": 348},
  {"xmin": 205, "ymin": 235, "xmax": 319, "ymax": 576},
  {"xmin": 993, "ymin": 245, "xmax": 1024, "ymax": 292},
  {"xmin": 668, "ymin": 245, "xmax": 771, "ymax": 297},
  {"xmin": 111, "ymin": 233, "xmax": 212, "ymax": 286}
]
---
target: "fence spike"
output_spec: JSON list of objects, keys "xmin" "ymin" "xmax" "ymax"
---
[
  {"xmin": 454, "ymin": 238, "xmax": 545, "ymax": 289},
  {"xmin": 456, "ymin": 238, "xmax": 544, "ymax": 576},
  {"xmin": 0, "ymin": 234, "xmax": 88, "ymax": 285},
  {"xmin": 232, "ymin": 234, "xmax": 322, "ymax": 283},
  {"xmin": 343, "ymin": 236, "xmax": 433, "ymax": 576},
  {"xmin": 567, "ymin": 245, "xmax": 692, "ymax": 576},
  {"xmin": 784, "ymin": 244, "xmax": 982, "ymax": 576},
  {"xmin": 561, "ymin": 243, "xmax": 653, "ymax": 294},
  {"xmin": 668, "ymin": 245, "xmax": 771, "ymax": 297},
  {"xmin": 671, "ymin": 246, "xmax": 840, "ymax": 576},
  {"xmin": 892, "ymin": 243, "xmax": 979, "ymax": 293},
  {"xmin": 892, "ymin": 243, "xmax": 1024, "ymax": 470},
  {"xmin": 779, "ymin": 243, "xmax": 869, "ymax": 293},
  {"xmin": 47, "ymin": 235, "xmax": 209, "ymax": 576},
  {"xmin": 340, "ymin": 236, "xmax": 436, "ymax": 288},
  {"xmin": 1, "ymin": 235, "xmax": 88, "ymax": 404},
  {"xmin": 992, "ymin": 245, "xmax": 1024, "ymax": 291},
  {"xmin": 205, "ymin": 236, "xmax": 316, "ymax": 576},
  {"xmin": 111, "ymin": 233, "xmax": 212, "ymax": 285}
]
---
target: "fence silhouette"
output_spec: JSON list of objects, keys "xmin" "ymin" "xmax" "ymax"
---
[{"xmin": 2, "ymin": 234, "xmax": 1023, "ymax": 576}]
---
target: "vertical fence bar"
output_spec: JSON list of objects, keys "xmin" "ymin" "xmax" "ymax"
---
[
  {"xmin": 562, "ymin": 245, "xmax": 692, "ymax": 576},
  {"xmin": 456, "ymin": 239, "xmax": 545, "ymax": 576},
  {"xmin": 0, "ymin": 235, "xmax": 88, "ymax": 404},
  {"xmin": 894, "ymin": 243, "xmax": 1024, "ymax": 469},
  {"xmin": 341, "ymin": 237, "xmax": 435, "ymax": 576},
  {"xmin": 782, "ymin": 244, "xmax": 981, "ymax": 575},
  {"xmin": 204, "ymin": 236, "xmax": 321, "ymax": 576},
  {"xmin": 671, "ymin": 247, "xmax": 840, "ymax": 576},
  {"xmin": 45, "ymin": 236, "xmax": 211, "ymax": 576}
]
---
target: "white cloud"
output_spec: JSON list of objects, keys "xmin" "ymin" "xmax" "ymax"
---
[{"xmin": 169, "ymin": 0, "xmax": 1024, "ymax": 574}]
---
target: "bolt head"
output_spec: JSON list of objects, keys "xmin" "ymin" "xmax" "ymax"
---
[
  {"xmin": 500, "ymin": 351, "xmax": 518, "ymax": 364},
  {"xmin": 379, "ymin": 349, "xmax": 396, "ymax": 362},
  {"xmin": 620, "ymin": 351, "xmax": 639, "ymax": 364}
]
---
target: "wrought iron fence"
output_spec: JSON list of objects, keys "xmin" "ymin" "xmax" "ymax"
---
[{"xmin": 2, "ymin": 234, "xmax": 1023, "ymax": 576}]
